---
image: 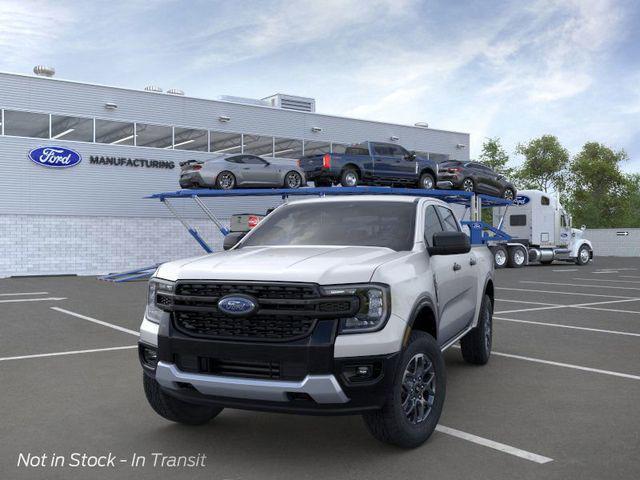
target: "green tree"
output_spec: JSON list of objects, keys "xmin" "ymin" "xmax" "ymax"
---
[
  {"xmin": 478, "ymin": 137, "xmax": 514, "ymax": 177},
  {"xmin": 515, "ymin": 135, "xmax": 569, "ymax": 192},
  {"xmin": 566, "ymin": 142, "xmax": 632, "ymax": 228}
]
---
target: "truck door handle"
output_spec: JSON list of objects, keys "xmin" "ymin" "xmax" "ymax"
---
[
  {"xmin": 469, "ymin": 257, "xmax": 477, "ymax": 266},
  {"xmin": 453, "ymin": 263, "xmax": 462, "ymax": 271}
]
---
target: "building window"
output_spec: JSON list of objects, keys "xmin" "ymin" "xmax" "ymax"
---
[
  {"xmin": 3, "ymin": 110, "xmax": 49, "ymax": 138},
  {"xmin": 135, "ymin": 123, "xmax": 172, "ymax": 149},
  {"xmin": 51, "ymin": 115, "xmax": 93, "ymax": 142},
  {"xmin": 95, "ymin": 119, "xmax": 135, "ymax": 145},
  {"xmin": 243, "ymin": 134, "xmax": 274, "ymax": 156},
  {"xmin": 331, "ymin": 143, "xmax": 348, "ymax": 154},
  {"xmin": 274, "ymin": 137, "xmax": 303, "ymax": 158},
  {"xmin": 303, "ymin": 140, "xmax": 331, "ymax": 156},
  {"xmin": 173, "ymin": 127, "xmax": 208, "ymax": 151},
  {"xmin": 210, "ymin": 131, "xmax": 242, "ymax": 154}
]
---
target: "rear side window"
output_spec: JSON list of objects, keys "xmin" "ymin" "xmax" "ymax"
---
[
  {"xmin": 510, "ymin": 215, "xmax": 527, "ymax": 226},
  {"xmin": 541, "ymin": 196, "xmax": 550, "ymax": 205},
  {"xmin": 226, "ymin": 156, "xmax": 244, "ymax": 164},
  {"xmin": 373, "ymin": 144, "xmax": 393, "ymax": 155},
  {"xmin": 436, "ymin": 206, "xmax": 460, "ymax": 232},
  {"xmin": 345, "ymin": 146, "xmax": 369, "ymax": 156},
  {"xmin": 424, "ymin": 206, "xmax": 443, "ymax": 247}
]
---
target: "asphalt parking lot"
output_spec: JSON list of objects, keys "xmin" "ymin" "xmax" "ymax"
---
[{"xmin": 2, "ymin": 257, "xmax": 640, "ymax": 480}]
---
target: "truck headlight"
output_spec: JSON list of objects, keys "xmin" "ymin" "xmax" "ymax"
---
[
  {"xmin": 145, "ymin": 278, "xmax": 175, "ymax": 324},
  {"xmin": 321, "ymin": 284, "xmax": 390, "ymax": 334}
]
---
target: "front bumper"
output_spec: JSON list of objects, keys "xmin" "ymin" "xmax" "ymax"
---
[{"xmin": 141, "ymin": 316, "xmax": 400, "ymax": 415}]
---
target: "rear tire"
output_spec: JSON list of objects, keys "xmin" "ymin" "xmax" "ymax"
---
[
  {"xmin": 507, "ymin": 245, "xmax": 526, "ymax": 268},
  {"xmin": 462, "ymin": 178, "xmax": 475, "ymax": 192},
  {"xmin": 216, "ymin": 171, "xmax": 236, "ymax": 190},
  {"xmin": 284, "ymin": 171, "xmax": 303, "ymax": 189},
  {"xmin": 143, "ymin": 374, "xmax": 223, "ymax": 425},
  {"xmin": 460, "ymin": 294, "xmax": 492, "ymax": 365},
  {"xmin": 362, "ymin": 332, "xmax": 445, "ymax": 449},
  {"xmin": 491, "ymin": 245, "xmax": 508, "ymax": 269},
  {"xmin": 340, "ymin": 168, "xmax": 359, "ymax": 187}
]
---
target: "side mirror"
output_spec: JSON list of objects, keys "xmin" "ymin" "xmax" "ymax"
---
[
  {"xmin": 405, "ymin": 151, "xmax": 416, "ymax": 161},
  {"xmin": 427, "ymin": 231, "xmax": 470, "ymax": 256},
  {"xmin": 223, "ymin": 232, "xmax": 246, "ymax": 250}
]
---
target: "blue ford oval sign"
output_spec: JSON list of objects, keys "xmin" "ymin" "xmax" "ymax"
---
[
  {"xmin": 217, "ymin": 295, "xmax": 257, "ymax": 316},
  {"xmin": 514, "ymin": 195, "xmax": 530, "ymax": 206},
  {"xmin": 28, "ymin": 146, "xmax": 82, "ymax": 168}
]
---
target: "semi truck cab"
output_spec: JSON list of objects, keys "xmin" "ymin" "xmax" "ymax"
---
[{"xmin": 490, "ymin": 189, "xmax": 593, "ymax": 267}]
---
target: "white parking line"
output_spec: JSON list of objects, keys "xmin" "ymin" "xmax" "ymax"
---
[
  {"xmin": 0, "ymin": 297, "xmax": 67, "ymax": 304},
  {"xmin": 521, "ymin": 281, "xmax": 640, "ymax": 291},
  {"xmin": 497, "ymin": 287, "xmax": 636, "ymax": 299},
  {"xmin": 51, "ymin": 307, "xmax": 138, "ymax": 336},
  {"xmin": 621, "ymin": 275, "xmax": 640, "ymax": 279},
  {"xmin": 574, "ymin": 305, "xmax": 640, "ymax": 315},
  {"xmin": 552, "ymin": 269, "xmax": 578, "ymax": 272},
  {"xmin": 491, "ymin": 351, "xmax": 640, "ymax": 380},
  {"xmin": 573, "ymin": 277, "xmax": 640, "ymax": 284},
  {"xmin": 0, "ymin": 345, "xmax": 137, "ymax": 362},
  {"xmin": 497, "ymin": 299, "xmax": 559, "ymax": 306},
  {"xmin": 0, "ymin": 291, "xmax": 49, "ymax": 296},
  {"xmin": 495, "ymin": 298, "xmax": 640, "ymax": 315},
  {"xmin": 435, "ymin": 425, "xmax": 553, "ymax": 464},
  {"xmin": 494, "ymin": 316, "xmax": 640, "ymax": 337}
]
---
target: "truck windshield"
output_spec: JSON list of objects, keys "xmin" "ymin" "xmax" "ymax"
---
[{"xmin": 240, "ymin": 201, "xmax": 416, "ymax": 251}]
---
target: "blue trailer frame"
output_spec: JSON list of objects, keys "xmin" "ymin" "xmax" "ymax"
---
[{"xmin": 146, "ymin": 186, "xmax": 512, "ymax": 252}]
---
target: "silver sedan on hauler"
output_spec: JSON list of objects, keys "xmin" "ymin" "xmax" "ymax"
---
[{"xmin": 179, "ymin": 154, "xmax": 307, "ymax": 190}]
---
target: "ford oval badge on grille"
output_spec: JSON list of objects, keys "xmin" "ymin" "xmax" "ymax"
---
[{"xmin": 217, "ymin": 295, "xmax": 257, "ymax": 316}]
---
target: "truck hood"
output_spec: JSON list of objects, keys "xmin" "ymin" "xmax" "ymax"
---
[{"xmin": 155, "ymin": 246, "xmax": 406, "ymax": 284}]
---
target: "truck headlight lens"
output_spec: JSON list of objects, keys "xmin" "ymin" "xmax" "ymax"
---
[
  {"xmin": 146, "ymin": 278, "xmax": 174, "ymax": 324},
  {"xmin": 322, "ymin": 284, "xmax": 390, "ymax": 334}
]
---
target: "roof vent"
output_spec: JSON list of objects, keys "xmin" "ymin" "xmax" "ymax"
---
[
  {"xmin": 144, "ymin": 85, "xmax": 163, "ymax": 93},
  {"xmin": 33, "ymin": 65, "xmax": 55, "ymax": 77},
  {"xmin": 414, "ymin": 122, "xmax": 429, "ymax": 128},
  {"xmin": 167, "ymin": 88, "xmax": 185, "ymax": 96},
  {"xmin": 219, "ymin": 95, "xmax": 270, "ymax": 107},
  {"xmin": 262, "ymin": 94, "xmax": 316, "ymax": 112}
]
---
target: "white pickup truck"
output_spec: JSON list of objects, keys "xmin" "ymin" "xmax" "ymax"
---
[{"xmin": 139, "ymin": 195, "xmax": 495, "ymax": 448}]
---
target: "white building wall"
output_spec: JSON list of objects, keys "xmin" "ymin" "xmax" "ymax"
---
[{"xmin": 583, "ymin": 228, "xmax": 640, "ymax": 257}]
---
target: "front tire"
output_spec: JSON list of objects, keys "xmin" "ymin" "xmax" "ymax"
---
[
  {"xmin": 362, "ymin": 331, "xmax": 445, "ymax": 448},
  {"xmin": 419, "ymin": 172, "xmax": 435, "ymax": 190},
  {"xmin": 502, "ymin": 187, "xmax": 515, "ymax": 200},
  {"xmin": 576, "ymin": 245, "xmax": 591, "ymax": 265},
  {"xmin": 340, "ymin": 168, "xmax": 359, "ymax": 187},
  {"xmin": 460, "ymin": 294, "xmax": 492, "ymax": 365},
  {"xmin": 216, "ymin": 171, "xmax": 236, "ymax": 190},
  {"xmin": 143, "ymin": 374, "xmax": 223, "ymax": 425}
]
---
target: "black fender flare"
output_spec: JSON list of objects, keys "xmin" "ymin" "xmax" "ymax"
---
[{"xmin": 402, "ymin": 293, "xmax": 439, "ymax": 347}]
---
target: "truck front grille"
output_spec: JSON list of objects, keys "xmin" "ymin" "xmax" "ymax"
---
[
  {"xmin": 174, "ymin": 311, "xmax": 316, "ymax": 342},
  {"xmin": 162, "ymin": 281, "xmax": 358, "ymax": 342}
]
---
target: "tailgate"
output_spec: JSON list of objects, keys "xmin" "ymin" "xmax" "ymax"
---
[{"xmin": 299, "ymin": 153, "xmax": 339, "ymax": 173}]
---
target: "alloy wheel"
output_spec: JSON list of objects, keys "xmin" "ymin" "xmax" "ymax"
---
[
  {"xmin": 503, "ymin": 189, "xmax": 515, "ymax": 200},
  {"xmin": 514, "ymin": 248, "xmax": 525, "ymax": 265},
  {"xmin": 344, "ymin": 172, "xmax": 358, "ymax": 187},
  {"xmin": 401, "ymin": 354, "xmax": 436, "ymax": 425},
  {"xmin": 218, "ymin": 172, "xmax": 235, "ymax": 190},
  {"xmin": 462, "ymin": 179, "xmax": 474, "ymax": 192},
  {"xmin": 286, "ymin": 172, "xmax": 301, "ymax": 189},
  {"xmin": 421, "ymin": 176, "xmax": 434, "ymax": 189},
  {"xmin": 580, "ymin": 247, "xmax": 590, "ymax": 263},
  {"xmin": 495, "ymin": 249, "xmax": 507, "ymax": 267}
]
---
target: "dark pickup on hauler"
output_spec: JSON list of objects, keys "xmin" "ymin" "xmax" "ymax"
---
[{"xmin": 298, "ymin": 141, "xmax": 439, "ymax": 189}]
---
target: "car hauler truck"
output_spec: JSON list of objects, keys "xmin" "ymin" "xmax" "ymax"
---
[{"xmin": 489, "ymin": 189, "xmax": 593, "ymax": 268}]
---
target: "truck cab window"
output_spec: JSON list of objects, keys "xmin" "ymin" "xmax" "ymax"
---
[
  {"xmin": 424, "ymin": 205, "xmax": 443, "ymax": 246},
  {"xmin": 541, "ymin": 196, "xmax": 550, "ymax": 206},
  {"xmin": 436, "ymin": 206, "xmax": 460, "ymax": 232}
]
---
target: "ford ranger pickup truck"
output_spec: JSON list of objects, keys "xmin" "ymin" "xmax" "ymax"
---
[
  {"xmin": 139, "ymin": 195, "xmax": 494, "ymax": 448},
  {"xmin": 298, "ymin": 142, "xmax": 439, "ymax": 190}
]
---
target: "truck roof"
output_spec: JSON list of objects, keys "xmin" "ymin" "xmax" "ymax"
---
[{"xmin": 288, "ymin": 194, "xmax": 448, "ymax": 206}]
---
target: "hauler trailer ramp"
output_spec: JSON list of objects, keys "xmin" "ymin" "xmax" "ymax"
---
[{"xmin": 489, "ymin": 189, "xmax": 593, "ymax": 268}]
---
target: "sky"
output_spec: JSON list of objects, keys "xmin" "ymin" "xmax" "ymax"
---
[{"xmin": 1, "ymin": 0, "xmax": 639, "ymax": 171}]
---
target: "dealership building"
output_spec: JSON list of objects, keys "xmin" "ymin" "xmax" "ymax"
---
[{"xmin": 0, "ymin": 69, "xmax": 470, "ymax": 278}]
